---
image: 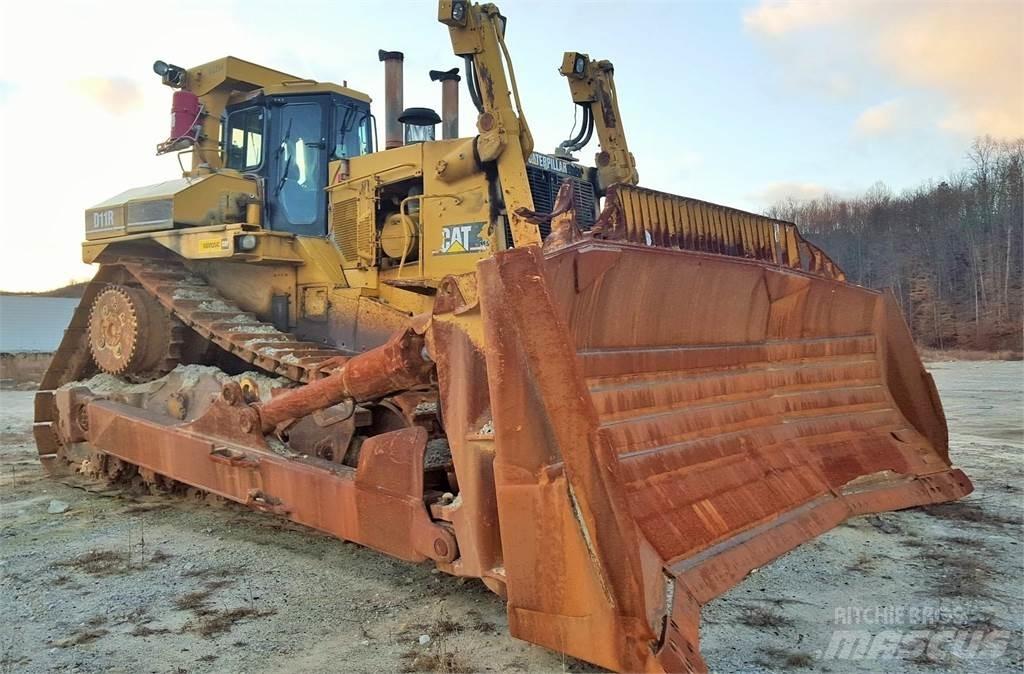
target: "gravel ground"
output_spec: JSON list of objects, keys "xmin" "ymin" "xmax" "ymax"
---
[{"xmin": 1, "ymin": 361, "xmax": 1021, "ymax": 673}]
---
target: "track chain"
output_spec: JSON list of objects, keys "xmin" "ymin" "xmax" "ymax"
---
[{"xmin": 34, "ymin": 258, "xmax": 349, "ymax": 474}]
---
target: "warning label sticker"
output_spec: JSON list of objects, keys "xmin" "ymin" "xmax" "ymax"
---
[{"xmin": 198, "ymin": 238, "xmax": 229, "ymax": 254}]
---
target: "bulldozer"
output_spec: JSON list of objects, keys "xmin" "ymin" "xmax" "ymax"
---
[{"xmin": 36, "ymin": 1, "xmax": 973, "ymax": 671}]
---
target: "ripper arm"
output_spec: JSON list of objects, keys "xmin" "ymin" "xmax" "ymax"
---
[
  {"xmin": 438, "ymin": 1, "xmax": 540, "ymax": 247},
  {"xmin": 558, "ymin": 52, "xmax": 638, "ymax": 191}
]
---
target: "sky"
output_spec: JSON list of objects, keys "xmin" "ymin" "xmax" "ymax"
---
[{"xmin": 0, "ymin": 0, "xmax": 1021, "ymax": 292}]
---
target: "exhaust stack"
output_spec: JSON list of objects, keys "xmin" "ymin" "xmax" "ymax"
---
[
  {"xmin": 378, "ymin": 50, "xmax": 405, "ymax": 149},
  {"xmin": 429, "ymin": 68, "xmax": 461, "ymax": 140}
]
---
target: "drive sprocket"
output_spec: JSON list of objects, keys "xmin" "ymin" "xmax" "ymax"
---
[{"xmin": 88, "ymin": 284, "xmax": 179, "ymax": 378}]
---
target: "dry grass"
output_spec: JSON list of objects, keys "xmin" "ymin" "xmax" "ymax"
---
[
  {"xmin": 174, "ymin": 590, "xmax": 215, "ymax": 612},
  {"xmin": 846, "ymin": 553, "xmax": 879, "ymax": 574},
  {"xmin": 84, "ymin": 615, "xmax": 107, "ymax": 628},
  {"xmin": 58, "ymin": 629, "xmax": 109, "ymax": 648},
  {"xmin": 0, "ymin": 631, "xmax": 25, "ymax": 674},
  {"xmin": 181, "ymin": 566, "xmax": 234, "ymax": 579},
  {"xmin": 919, "ymin": 348, "xmax": 1022, "ymax": 362},
  {"xmin": 430, "ymin": 617, "xmax": 463, "ymax": 637},
  {"xmin": 465, "ymin": 609, "xmax": 496, "ymax": 635},
  {"xmin": 906, "ymin": 639, "xmax": 943, "ymax": 668},
  {"xmin": 191, "ymin": 607, "xmax": 274, "ymax": 638},
  {"xmin": 761, "ymin": 646, "xmax": 814, "ymax": 669},
  {"xmin": 174, "ymin": 578, "xmax": 274, "ymax": 638},
  {"xmin": 121, "ymin": 503, "xmax": 171, "ymax": 515},
  {"xmin": 56, "ymin": 550, "xmax": 126, "ymax": 577},
  {"xmin": 174, "ymin": 579, "xmax": 234, "ymax": 614},
  {"xmin": 130, "ymin": 625, "xmax": 171, "ymax": 637},
  {"xmin": 400, "ymin": 651, "xmax": 472, "ymax": 674},
  {"xmin": 150, "ymin": 550, "xmax": 173, "ymax": 563},
  {"xmin": 400, "ymin": 608, "xmax": 473, "ymax": 673},
  {"xmin": 864, "ymin": 514, "xmax": 903, "ymax": 535},
  {"xmin": 738, "ymin": 606, "xmax": 794, "ymax": 629},
  {"xmin": 960, "ymin": 613, "xmax": 1003, "ymax": 632},
  {"xmin": 785, "ymin": 652, "xmax": 814, "ymax": 668}
]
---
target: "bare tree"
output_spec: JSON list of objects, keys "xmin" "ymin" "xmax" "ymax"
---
[{"xmin": 766, "ymin": 137, "xmax": 1023, "ymax": 352}]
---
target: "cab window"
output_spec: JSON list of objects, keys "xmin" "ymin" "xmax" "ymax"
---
[
  {"xmin": 333, "ymin": 103, "xmax": 372, "ymax": 159},
  {"xmin": 226, "ymin": 107, "xmax": 264, "ymax": 170},
  {"xmin": 274, "ymin": 102, "xmax": 323, "ymax": 228}
]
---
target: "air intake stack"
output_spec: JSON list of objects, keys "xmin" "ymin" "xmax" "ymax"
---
[
  {"xmin": 429, "ymin": 68, "xmax": 461, "ymax": 140},
  {"xmin": 378, "ymin": 49, "xmax": 405, "ymax": 149}
]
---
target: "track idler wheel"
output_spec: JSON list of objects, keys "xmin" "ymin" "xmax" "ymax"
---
[{"xmin": 88, "ymin": 284, "xmax": 178, "ymax": 378}]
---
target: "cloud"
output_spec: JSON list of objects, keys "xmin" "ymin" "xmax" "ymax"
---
[
  {"xmin": 75, "ymin": 77, "xmax": 144, "ymax": 115},
  {"xmin": 854, "ymin": 99, "xmax": 908, "ymax": 136},
  {"xmin": 744, "ymin": 0, "xmax": 1024, "ymax": 138},
  {"xmin": 743, "ymin": 0, "xmax": 853, "ymax": 36},
  {"xmin": 875, "ymin": 3, "xmax": 1023, "ymax": 137}
]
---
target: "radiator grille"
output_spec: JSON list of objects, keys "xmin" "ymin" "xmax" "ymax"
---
[
  {"xmin": 508, "ymin": 166, "xmax": 596, "ymax": 245},
  {"xmin": 331, "ymin": 197, "xmax": 360, "ymax": 263},
  {"xmin": 526, "ymin": 166, "xmax": 596, "ymax": 237}
]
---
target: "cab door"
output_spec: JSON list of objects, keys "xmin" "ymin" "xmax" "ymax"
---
[{"xmin": 267, "ymin": 97, "xmax": 328, "ymax": 236}]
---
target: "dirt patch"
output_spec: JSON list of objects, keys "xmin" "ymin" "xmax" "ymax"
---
[
  {"xmin": 919, "ymin": 549, "xmax": 995, "ymax": 598},
  {"xmin": 921, "ymin": 500, "xmax": 1022, "ymax": 527}
]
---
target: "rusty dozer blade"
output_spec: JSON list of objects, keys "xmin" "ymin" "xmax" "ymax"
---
[{"xmin": 475, "ymin": 186, "xmax": 971, "ymax": 672}]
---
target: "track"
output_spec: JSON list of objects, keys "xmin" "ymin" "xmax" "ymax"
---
[{"xmin": 34, "ymin": 256, "xmax": 350, "ymax": 477}]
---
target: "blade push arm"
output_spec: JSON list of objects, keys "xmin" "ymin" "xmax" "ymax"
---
[
  {"xmin": 559, "ymin": 52, "xmax": 639, "ymax": 191},
  {"xmin": 438, "ymin": 0, "xmax": 540, "ymax": 247}
]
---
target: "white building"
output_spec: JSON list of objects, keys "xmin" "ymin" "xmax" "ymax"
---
[{"xmin": 0, "ymin": 296, "xmax": 79, "ymax": 352}]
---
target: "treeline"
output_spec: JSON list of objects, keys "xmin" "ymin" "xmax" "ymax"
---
[{"xmin": 767, "ymin": 137, "xmax": 1023, "ymax": 352}]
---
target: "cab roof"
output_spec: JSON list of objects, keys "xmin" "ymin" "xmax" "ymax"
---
[{"xmin": 187, "ymin": 56, "xmax": 371, "ymax": 104}]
